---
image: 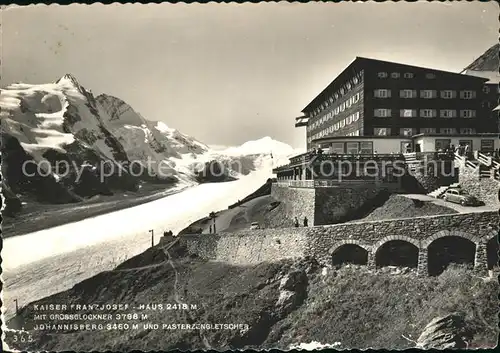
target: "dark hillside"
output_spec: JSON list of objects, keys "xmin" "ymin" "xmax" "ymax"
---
[{"xmin": 5, "ymin": 248, "xmax": 498, "ymax": 351}]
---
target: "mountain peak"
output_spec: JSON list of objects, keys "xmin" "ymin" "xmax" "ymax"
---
[
  {"xmin": 463, "ymin": 43, "xmax": 499, "ymax": 72},
  {"xmin": 56, "ymin": 73, "xmax": 80, "ymax": 85}
]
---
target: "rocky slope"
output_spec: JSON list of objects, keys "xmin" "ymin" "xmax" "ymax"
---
[
  {"xmin": 462, "ymin": 43, "xmax": 499, "ymax": 72},
  {"xmin": 4, "ymin": 244, "xmax": 498, "ymax": 351}
]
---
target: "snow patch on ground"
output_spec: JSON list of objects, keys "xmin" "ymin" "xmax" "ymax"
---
[{"xmin": 290, "ymin": 341, "xmax": 342, "ymax": 350}]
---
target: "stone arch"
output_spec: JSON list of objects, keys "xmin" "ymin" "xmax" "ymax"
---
[
  {"xmin": 329, "ymin": 240, "xmax": 370, "ymax": 267},
  {"xmin": 373, "ymin": 235, "xmax": 421, "ymax": 252},
  {"xmin": 373, "ymin": 236, "xmax": 420, "ymax": 268},
  {"xmin": 422, "ymin": 230, "xmax": 480, "ymax": 249},
  {"xmin": 426, "ymin": 231, "xmax": 477, "ymax": 276},
  {"xmin": 329, "ymin": 239, "xmax": 371, "ymax": 254}
]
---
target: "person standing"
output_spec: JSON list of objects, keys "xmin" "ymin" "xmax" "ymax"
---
[
  {"xmin": 294, "ymin": 217, "xmax": 299, "ymax": 227},
  {"xmin": 303, "ymin": 217, "xmax": 308, "ymax": 227}
]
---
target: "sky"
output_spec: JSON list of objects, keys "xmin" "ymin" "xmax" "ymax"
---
[{"xmin": 2, "ymin": 2, "xmax": 498, "ymax": 149}]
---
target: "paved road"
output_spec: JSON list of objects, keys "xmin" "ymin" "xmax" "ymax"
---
[{"xmin": 400, "ymin": 194, "xmax": 496, "ymax": 213}]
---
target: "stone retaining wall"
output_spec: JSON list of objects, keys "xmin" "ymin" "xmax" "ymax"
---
[
  {"xmin": 170, "ymin": 211, "xmax": 498, "ymax": 275},
  {"xmin": 458, "ymin": 164, "xmax": 500, "ymax": 207}
]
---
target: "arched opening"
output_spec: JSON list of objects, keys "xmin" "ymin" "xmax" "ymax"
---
[
  {"xmin": 331, "ymin": 244, "xmax": 368, "ymax": 267},
  {"xmin": 375, "ymin": 240, "xmax": 419, "ymax": 268},
  {"xmin": 427, "ymin": 236, "xmax": 476, "ymax": 276},
  {"xmin": 487, "ymin": 235, "xmax": 499, "ymax": 270}
]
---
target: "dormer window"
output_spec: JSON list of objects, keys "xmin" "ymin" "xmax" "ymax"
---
[
  {"xmin": 378, "ymin": 72, "xmax": 388, "ymax": 78},
  {"xmin": 403, "ymin": 72, "xmax": 414, "ymax": 79},
  {"xmin": 391, "ymin": 72, "xmax": 400, "ymax": 79}
]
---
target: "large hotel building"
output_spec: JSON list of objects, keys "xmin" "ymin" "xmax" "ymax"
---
[{"xmin": 294, "ymin": 57, "xmax": 499, "ymax": 154}]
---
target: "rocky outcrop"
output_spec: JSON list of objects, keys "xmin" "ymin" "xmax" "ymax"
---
[
  {"xmin": 416, "ymin": 313, "xmax": 473, "ymax": 349},
  {"xmin": 195, "ymin": 160, "xmax": 237, "ymax": 183}
]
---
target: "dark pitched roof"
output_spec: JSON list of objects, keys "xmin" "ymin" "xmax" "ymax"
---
[{"xmin": 301, "ymin": 56, "xmax": 489, "ymax": 113}]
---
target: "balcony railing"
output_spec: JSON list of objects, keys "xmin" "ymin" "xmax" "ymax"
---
[{"xmin": 275, "ymin": 179, "xmax": 386, "ymax": 188}]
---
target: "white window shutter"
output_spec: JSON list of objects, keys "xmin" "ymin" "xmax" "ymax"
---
[
  {"xmin": 399, "ymin": 90, "xmax": 404, "ymax": 98},
  {"xmin": 432, "ymin": 109, "xmax": 437, "ymax": 117},
  {"xmin": 387, "ymin": 90, "xmax": 392, "ymax": 98},
  {"xmin": 412, "ymin": 90, "xmax": 417, "ymax": 98},
  {"xmin": 432, "ymin": 90, "xmax": 437, "ymax": 98}
]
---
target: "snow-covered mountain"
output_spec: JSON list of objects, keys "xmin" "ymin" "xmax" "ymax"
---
[
  {"xmin": 0, "ymin": 75, "xmax": 298, "ymax": 216},
  {"xmin": 460, "ymin": 43, "xmax": 500, "ymax": 84}
]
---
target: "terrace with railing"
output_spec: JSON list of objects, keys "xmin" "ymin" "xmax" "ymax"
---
[
  {"xmin": 275, "ymin": 179, "xmax": 397, "ymax": 188},
  {"xmin": 273, "ymin": 152, "xmax": 405, "ymax": 173}
]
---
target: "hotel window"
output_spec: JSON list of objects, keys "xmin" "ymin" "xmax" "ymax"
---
[
  {"xmin": 391, "ymin": 72, "xmax": 400, "ymax": 79},
  {"xmin": 435, "ymin": 139, "xmax": 451, "ymax": 151},
  {"xmin": 341, "ymin": 120, "xmax": 346, "ymax": 127},
  {"xmin": 400, "ymin": 128, "xmax": 415, "ymax": 137},
  {"xmin": 378, "ymin": 72, "xmax": 388, "ymax": 78},
  {"xmin": 353, "ymin": 77, "xmax": 359, "ymax": 84},
  {"xmin": 400, "ymin": 109, "xmax": 417, "ymax": 118},
  {"xmin": 340, "ymin": 88, "xmax": 346, "ymax": 95},
  {"xmin": 460, "ymin": 128, "xmax": 476, "ymax": 134},
  {"xmin": 403, "ymin": 72, "xmax": 414, "ymax": 78},
  {"xmin": 482, "ymin": 101, "xmax": 491, "ymax": 108},
  {"xmin": 359, "ymin": 141, "xmax": 373, "ymax": 154},
  {"xmin": 329, "ymin": 96, "xmax": 334, "ymax": 103},
  {"xmin": 399, "ymin": 109, "xmax": 417, "ymax": 118},
  {"xmin": 483, "ymin": 86, "xmax": 490, "ymax": 94},
  {"xmin": 481, "ymin": 139, "xmax": 495, "ymax": 152},
  {"xmin": 354, "ymin": 93, "xmax": 360, "ymax": 102},
  {"xmin": 374, "ymin": 89, "xmax": 391, "ymax": 98},
  {"xmin": 421, "ymin": 90, "xmax": 437, "ymax": 99},
  {"xmin": 421, "ymin": 128, "xmax": 436, "ymax": 134},
  {"xmin": 347, "ymin": 82, "xmax": 352, "ymax": 89},
  {"xmin": 440, "ymin": 128, "xmax": 457, "ymax": 135},
  {"xmin": 400, "ymin": 89, "xmax": 417, "ymax": 98},
  {"xmin": 353, "ymin": 111, "xmax": 360, "ymax": 121},
  {"xmin": 441, "ymin": 90, "xmax": 456, "ymax": 99},
  {"xmin": 460, "ymin": 110, "xmax": 476, "ymax": 118},
  {"xmin": 374, "ymin": 127, "xmax": 391, "ymax": 136},
  {"xmin": 346, "ymin": 99, "xmax": 352, "ymax": 108},
  {"xmin": 335, "ymin": 93, "xmax": 339, "ymax": 99},
  {"xmin": 440, "ymin": 109, "xmax": 457, "ymax": 118},
  {"xmin": 425, "ymin": 73, "xmax": 436, "ymax": 79},
  {"xmin": 374, "ymin": 109, "xmax": 391, "ymax": 117},
  {"xmin": 331, "ymin": 142, "xmax": 345, "ymax": 154},
  {"xmin": 460, "ymin": 90, "xmax": 476, "ymax": 99},
  {"xmin": 346, "ymin": 142, "xmax": 359, "ymax": 154},
  {"xmin": 420, "ymin": 109, "xmax": 437, "ymax": 118},
  {"xmin": 340, "ymin": 103, "xmax": 346, "ymax": 112}
]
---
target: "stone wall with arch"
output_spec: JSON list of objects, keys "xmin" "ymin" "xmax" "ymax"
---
[{"xmin": 173, "ymin": 211, "xmax": 498, "ymax": 276}]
